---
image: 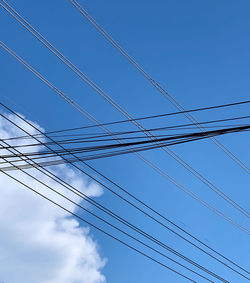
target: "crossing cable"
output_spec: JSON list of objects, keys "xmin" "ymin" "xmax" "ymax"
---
[
  {"xmin": 0, "ymin": 130, "xmax": 247, "ymax": 171},
  {"xmin": 0, "ymin": 2, "xmax": 248, "ymax": 217},
  {"xmin": 0, "ymin": 42, "xmax": 248, "ymax": 222},
  {"xmin": 0, "ymin": 118, "xmax": 227, "ymax": 283},
  {"xmin": 1, "ymin": 104, "xmax": 250, "ymax": 279},
  {"xmin": 0, "ymin": 0, "xmax": 248, "ymax": 272},
  {"xmin": 1, "ymin": 129, "xmax": 249, "ymax": 172},
  {"xmin": 1, "ymin": 127, "xmax": 243, "ymax": 149},
  {"xmin": 3, "ymin": 113, "xmax": 250, "ymax": 143},
  {"xmin": 1, "ymin": 129, "xmax": 248, "ymax": 170},
  {"xmin": 2, "ymin": 125, "xmax": 250, "ymax": 162},
  {"xmin": 0, "ymin": 171, "xmax": 198, "ymax": 283},
  {"xmin": 0, "ymin": 148, "xmax": 214, "ymax": 282},
  {"xmin": 70, "ymin": 0, "xmax": 250, "ymax": 174},
  {"xmin": 0, "ymin": 43, "xmax": 248, "ymax": 234}
]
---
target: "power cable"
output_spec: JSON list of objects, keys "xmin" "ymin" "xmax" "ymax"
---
[
  {"xmin": 0, "ymin": 41, "xmax": 248, "ymax": 231},
  {"xmin": 70, "ymin": 0, "xmax": 250, "ymax": 173},
  {"xmin": 0, "ymin": 117, "xmax": 228, "ymax": 282},
  {"xmin": 0, "ymin": 41, "xmax": 248, "ymax": 222},
  {"xmin": 1, "ymin": 125, "xmax": 249, "ymax": 162},
  {"xmin": 0, "ymin": 2, "xmax": 248, "ymax": 217},
  {"xmin": 3, "ymin": 114, "xmax": 250, "ymax": 143},
  {"xmin": 1, "ymin": 103, "xmax": 250, "ymax": 280},
  {"xmin": 0, "ymin": 170, "xmax": 198, "ymax": 283}
]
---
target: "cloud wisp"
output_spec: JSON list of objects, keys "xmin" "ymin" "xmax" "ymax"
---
[{"xmin": 0, "ymin": 113, "xmax": 106, "ymax": 283}]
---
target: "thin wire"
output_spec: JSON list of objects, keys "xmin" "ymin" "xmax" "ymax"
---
[
  {"xmin": 0, "ymin": 119, "xmax": 227, "ymax": 282},
  {"xmin": 0, "ymin": 1, "xmax": 248, "ymax": 278},
  {"xmin": 2, "ymin": 125, "xmax": 249, "ymax": 161},
  {"xmin": 0, "ymin": 135, "xmax": 238, "ymax": 167},
  {"xmin": 0, "ymin": 43, "xmax": 248, "ymax": 233},
  {"xmin": 0, "ymin": 170, "xmax": 198, "ymax": 283},
  {"xmin": 1, "ymin": 150, "xmax": 214, "ymax": 282},
  {"xmin": 0, "ymin": 2, "xmax": 248, "ymax": 217},
  {"xmin": 70, "ymin": 0, "xmax": 250, "ymax": 173},
  {"xmin": 3, "ymin": 114, "xmax": 250, "ymax": 142},
  {"xmin": 2, "ymin": 129, "xmax": 249, "ymax": 172},
  {"xmin": 2, "ymin": 103, "xmax": 250, "ymax": 279}
]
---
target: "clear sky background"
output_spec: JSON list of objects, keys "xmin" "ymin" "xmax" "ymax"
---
[{"xmin": 0, "ymin": 0, "xmax": 250, "ymax": 282}]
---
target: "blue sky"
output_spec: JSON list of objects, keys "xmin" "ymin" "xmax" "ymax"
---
[{"xmin": 0, "ymin": 0, "xmax": 250, "ymax": 282}]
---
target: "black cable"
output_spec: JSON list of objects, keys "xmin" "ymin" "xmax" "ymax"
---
[
  {"xmin": 38, "ymin": 99, "xmax": 250, "ymax": 133},
  {"xmin": 0, "ymin": 103, "xmax": 249, "ymax": 279},
  {"xmin": 0, "ymin": 170, "xmax": 197, "ymax": 283},
  {"xmin": 0, "ymin": 0, "xmax": 248, "ymax": 272},
  {"xmin": 0, "ymin": 5, "xmax": 249, "ymax": 216},
  {"xmin": 70, "ymin": 0, "xmax": 250, "ymax": 173},
  {"xmin": 0, "ymin": 129, "xmax": 225, "ymax": 282},
  {"xmin": 0, "ymin": 134, "xmax": 236, "ymax": 168},
  {"xmin": 2, "ymin": 125, "xmax": 249, "ymax": 165},
  {"xmin": 0, "ymin": 41, "xmax": 248, "ymax": 228},
  {"xmin": 4, "ymin": 113, "xmax": 250, "ymax": 142},
  {"xmin": 0, "ymin": 135, "xmax": 235, "ymax": 170},
  {"xmin": 2, "ymin": 130, "xmax": 249, "ymax": 173}
]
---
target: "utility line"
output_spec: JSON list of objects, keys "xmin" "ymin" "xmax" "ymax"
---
[
  {"xmin": 70, "ymin": 0, "xmax": 250, "ymax": 174},
  {"xmin": 0, "ymin": 0, "xmax": 249, "ymax": 278},
  {"xmin": 1, "ymin": 131, "xmax": 249, "ymax": 172},
  {"xmin": 0, "ymin": 42, "xmax": 248, "ymax": 232},
  {"xmin": 0, "ymin": 1, "xmax": 248, "ymax": 217},
  {"xmin": 3, "ymin": 113, "xmax": 250, "ymax": 143},
  {"xmin": 0, "ymin": 170, "xmax": 198, "ymax": 283},
  {"xmin": 0, "ymin": 147, "xmax": 214, "ymax": 282},
  {"xmin": 0, "ymin": 116, "xmax": 228, "ymax": 283},
  {"xmin": 1, "ymin": 125, "xmax": 249, "ymax": 162},
  {"xmin": 1, "ymin": 103, "xmax": 250, "ymax": 280}
]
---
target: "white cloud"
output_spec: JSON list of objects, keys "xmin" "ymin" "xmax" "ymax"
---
[{"xmin": 0, "ymin": 113, "xmax": 106, "ymax": 283}]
